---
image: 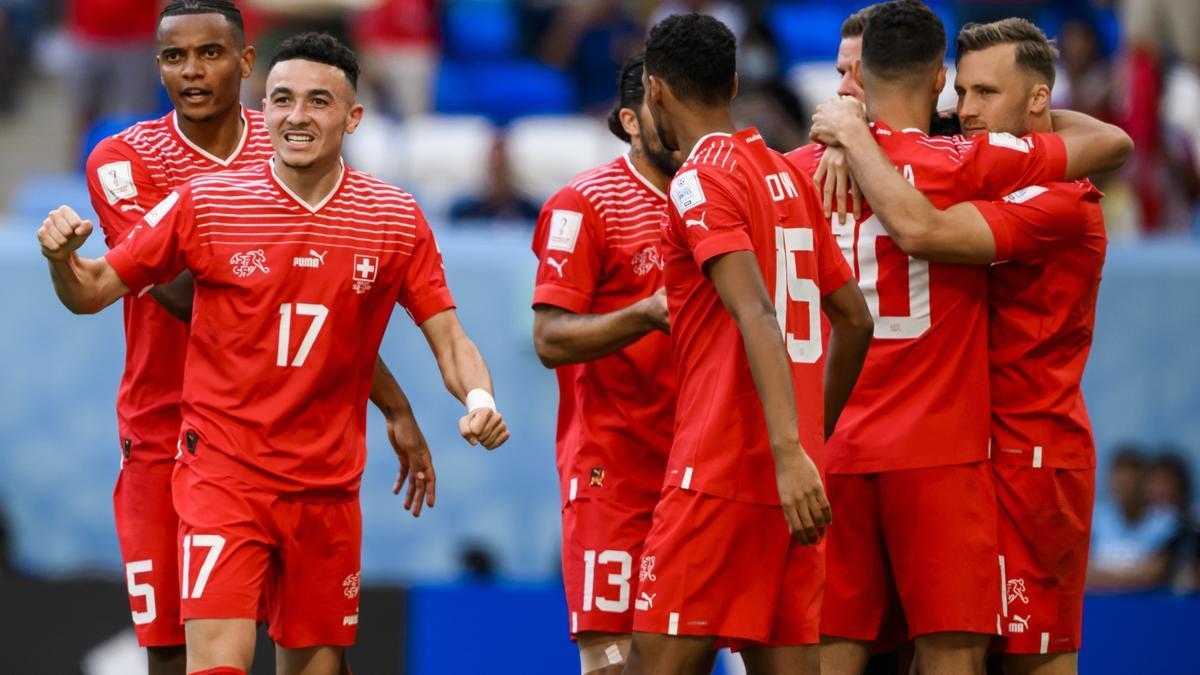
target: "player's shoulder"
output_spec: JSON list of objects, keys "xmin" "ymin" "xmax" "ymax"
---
[
  {"xmin": 341, "ymin": 168, "xmax": 423, "ymax": 220},
  {"xmin": 188, "ymin": 165, "xmax": 270, "ymax": 197},
  {"xmin": 87, "ymin": 114, "xmax": 173, "ymax": 170},
  {"xmin": 783, "ymin": 142, "xmax": 823, "ymax": 180},
  {"xmin": 564, "ymin": 157, "xmax": 637, "ymax": 201}
]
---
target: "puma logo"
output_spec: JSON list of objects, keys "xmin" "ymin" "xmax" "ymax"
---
[
  {"xmin": 685, "ymin": 212, "xmax": 708, "ymax": 230},
  {"xmin": 547, "ymin": 257, "xmax": 568, "ymax": 277},
  {"xmin": 293, "ymin": 249, "xmax": 328, "ymax": 269}
]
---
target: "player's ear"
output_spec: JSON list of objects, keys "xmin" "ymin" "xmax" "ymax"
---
[
  {"xmin": 345, "ymin": 103, "xmax": 365, "ymax": 134},
  {"xmin": 241, "ymin": 45, "xmax": 256, "ymax": 79},
  {"xmin": 852, "ymin": 59, "xmax": 864, "ymax": 88},
  {"xmin": 731, "ymin": 72, "xmax": 739, "ymax": 100},
  {"xmin": 934, "ymin": 65, "xmax": 947, "ymax": 98},
  {"xmin": 620, "ymin": 108, "xmax": 639, "ymax": 139},
  {"xmin": 1028, "ymin": 82, "xmax": 1051, "ymax": 116}
]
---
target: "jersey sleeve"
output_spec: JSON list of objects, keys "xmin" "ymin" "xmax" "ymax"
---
[
  {"xmin": 971, "ymin": 182, "xmax": 1101, "ymax": 262},
  {"xmin": 531, "ymin": 188, "xmax": 604, "ymax": 314},
  {"xmin": 669, "ymin": 165, "xmax": 752, "ymax": 268},
  {"xmin": 396, "ymin": 206, "xmax": 456, "ymax": 325},
  {"xmin": 103, "ymin": 187, "xmax": 195, "ymax": 294},
  {"xmin": 961, "ymin": 131, "xmax": 1068, "ymax": 199},
  {"xmin": 86, "ymin": 138, "xmax": 168, "ymax": 248}
]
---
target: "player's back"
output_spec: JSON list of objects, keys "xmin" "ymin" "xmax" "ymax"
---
[
  {"xmin": 980, "ymin": 181, "xmax": 1107, "ymax": 469},
  {"xmin": 532, "ymin": 157, "xmax": 675, "ymax": 505},
  {"xmin": 788, "ymin": 123, "xmax": 1068, "ymax": 474},
  {"xmin": 85, "ymin": 109, "xmax": 272, "ymax": 468},
  {"xmin": 109, "ymin": 160, "xmax": 453, "ymax": 494},
  {"xmin": 663, "ymin": 128, "xmax": 842, "ymax": 505}
]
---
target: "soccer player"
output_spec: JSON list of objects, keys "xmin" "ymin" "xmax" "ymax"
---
[
  {"xmin": 84, "ymin": 4, "xmax": 436, "ymax": 672},
  {"xmin": 530, "ymin": 53, "xmax": 676, "ymax": 675},
  {"xmin": 790, "ymin": 3, "xmax": 1131, "ymax": 674},
  {"xmin": 810, "ymin": 18, "xmax": 1113, "ymax": 675},
  {"xmin": 834, "ymin": 4, "xmax": 875, "ymax": 101},
  {"xmin": 624, "ymin": 15, "xmax": 874, "ymax": 675},
  {"xmin": 39, "ymin": 33, "xmax": 507, "ymax": 675}
]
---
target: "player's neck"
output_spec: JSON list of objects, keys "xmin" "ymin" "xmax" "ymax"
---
[
  {"xmin": 176, "ymin": 104, "xmax": 245, "ymax": 162},
  {"xmin": 673, "ymin": 107, "xmax": 738, "ymax": 160},
  {"xmin": 274, "ymin": 155, "xmax": 344, "ymax": 207},
  {"xmin": 627, "ymin": 148, "xmax": 670, "ymax": 194},
  {"xmin": 866, "ymin": 97, "xmax": 932, "ymax": 135},
  {"xmin": 1029, "ymin": 111, "xmax": 1053, "ymax": 134}
]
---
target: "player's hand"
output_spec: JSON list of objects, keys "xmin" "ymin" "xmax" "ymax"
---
[
  {"xmin": 774, "ymin": 451, "xmax": 832, "ymax": 546},
  {"xmin": 641, "ymin": 288, "xmax": 670, "ymax": 333},
  {"xmin": 459, "ymin": 408, "xmax": 509, "ymax": 450},
  {"xmin": 386, "ymin": 413, "xmax": 436, "ymax": 517},
  {"xmin": 810, "ymin": 96, "xmax": 869, "ymax": 147},
  {"xmin": 814, "ymin": 146, "xmax": 862, "ymax": 225},
  {"xmin": 38, "ymin": 205, "xmax": 93, "ymax": 261}
]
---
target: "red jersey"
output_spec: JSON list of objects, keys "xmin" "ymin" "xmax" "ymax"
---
[
  {"xmin": 69, "ymin": 0, "xmax": 158, "ymax": 41},
  {"xmin": 104, "ymin": 160, "xmax": 454, "ymax": 494},
  {"xmin": 664, "ymin": 128, "xmax": 851, "ymax": 505},
  {"xmin": 972, "ymin": 181, "xmax": 1106, "ymax": 469},
  {"xmin": 786, "ymin": 123, "xmax": 1068, "ymax": 473},
  {"xmin": 86, "ymin": 108, "xmax": 273, "ymax": 470},
  {"xmin": 532, "ymin": 155, "xmax": 675, "ymax": 506}
]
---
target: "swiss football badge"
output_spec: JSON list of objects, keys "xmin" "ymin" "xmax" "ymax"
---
[{"xmin": 352, "ymin": 254, "xmax": 378, "ymax": 294}]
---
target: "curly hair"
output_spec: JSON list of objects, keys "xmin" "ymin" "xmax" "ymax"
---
[
  {"xmin": 269, "ymin": 32, "xmax": 360, "ymax": 91},
  {"xmin": 644, "ymin": 13, "xmax": 736, "ymax": 106}
]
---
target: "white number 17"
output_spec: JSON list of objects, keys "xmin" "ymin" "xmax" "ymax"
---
[{"xmin": 277, "ymin": 303, "xmax": 328, "ymax": 367}]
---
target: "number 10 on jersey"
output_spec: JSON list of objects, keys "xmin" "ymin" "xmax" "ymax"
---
[{"xmin": 277, "ymin": 303, "xmax": 329, "ymax": 367}]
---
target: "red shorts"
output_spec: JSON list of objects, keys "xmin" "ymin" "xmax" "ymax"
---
[
  {"xmin": 561, "ymin": 495, "xmax": 655, "ymax": 636},
  {"xmin": 822, "ymin": 462, "xmax": 1001, "ymax": 641},
  {"xmin": 631, "ymin": 486, "xmax": 823, "ymax": 646},
  {"xmin": 993, "ymin": 464, "xmax": 1094, "ymax": 654},
  {"xmin": 171, "ymin": 463, "xmax": 362, "ymax": 648},
  {"xmin": 114, "ymin": 466, "xmax": 185, "ymax": 647}
]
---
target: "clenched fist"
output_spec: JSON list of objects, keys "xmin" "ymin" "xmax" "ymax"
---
[
  {"xmin": 39, "ymin": 205, "xmax": 93, "ymax": 261},
  {"xmin": 459, "ymin": 408, "xmax": 510, "ymax": 450}
]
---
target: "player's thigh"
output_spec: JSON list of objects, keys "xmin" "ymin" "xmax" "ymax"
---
[
  {"xmin": 881, "ymin": 463, "xmax": 1000, "ymax": 637},
  {"xmin": 173, "ymin": 465, "xmax": 274, "ymax": 624},
  {"xmin": 632, "ymin": 487, "xmax": 791, "ymax": 644},
  {"xmin": 562, "ymin": 496, "xmax": 655, "ymax": 636},
  {"xmin": 269, "ymin": 494, "xmax": 362, "ymax": 649},
  {"xmin": 914, "ymin": 631, "xmax": 990, "ymax": 675},
  {"xmin": 275, "ymin": 644, "xmax": 345, "ymax": 675},
  {"xmin": 1003, "ymin": 652, "xmax": 1078, "ymax": 675},
  {"xmin": 185, "ymin": 618, "xmax": 257, "ymax": 671},
  {"xmin": 625, "ymin": 631, "xmax": 716, "ymax": 675},
  {"xmin": 740, "ymin": 644, "xmax": 819, "ymax": 675},
  {"xmin": 821, "ymin": 473, "xmax": 892, "ymax": 642},
  {"xmin": 114, "ymin": 468, "xmax": 185, "ymax": 647}
]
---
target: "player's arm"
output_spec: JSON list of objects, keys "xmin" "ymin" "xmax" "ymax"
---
[
  {"xmin": 418, "ymin": 308, "xmax": 510, "ymax": 450},
  {"xmin": 821, "ymin": 279, "xmax": 872, "ymax": 439},
  {"xmin": 708, "ymin": 251, "xmax": 830, "ymax": 545},
  {"xmin": 86, "ymin": 140, "xmax": 194, "ymax": 322},
  {"xmin": 532, "ymin": 289, "xmax": 668, "ymax": 368},
  {"xmin": 1051, "ymin": 109, "xmax": 1134, "ymax": 178},
  {"xmin": 370, "ymin": 357, "xmax": 436, "ymax": 517},
  {"xmin": 38, "ymin": 206, "xmax": 130, "ymax": 314}
]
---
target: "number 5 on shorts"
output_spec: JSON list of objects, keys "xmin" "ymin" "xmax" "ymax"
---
[
  {"xmin": 181, "ymin": 534, "xmax": 225, "ymax": 599},
  {"xmin": 125, "ymin": 560, "xmax": 157, "ymax": 624}
]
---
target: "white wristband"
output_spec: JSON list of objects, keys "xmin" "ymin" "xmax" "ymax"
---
[{"xmin": 466, "ymin": 388, "xmax": 496, "ymax": 413}]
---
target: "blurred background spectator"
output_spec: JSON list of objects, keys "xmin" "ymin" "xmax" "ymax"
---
[
  {"xmin": 449, "ymin": 136, "xmax": 541, "ymax": 222},
  {"xmin": 352, "ymin": 0, "xmax": 439, "ymax": 119},
  {"xmin": 1089, "ymin": 446, "xmax": 1184, "ymax": 592},
  {"xmin": 1148, "ymin": 449, "xmax": 1199, "ymax": 592}
]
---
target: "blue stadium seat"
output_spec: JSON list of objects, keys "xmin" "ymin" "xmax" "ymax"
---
[
  {"xmin": 435, "ymin": 60, "xmax": 576, "ymax": 124},
  {"xmin": 10, "ymin": 173, "xmax": 97, "ymax": 228},
  {"xmin": 78, "ymin": 113, "xmax": 157, "ymax": 171},
  {"xmin": 442, "ymin": 0, "xmax": 519, "ymax": 62},
  {"xmin": 769, "ymin": 3, "xmax": 847, "ymax": 67}
]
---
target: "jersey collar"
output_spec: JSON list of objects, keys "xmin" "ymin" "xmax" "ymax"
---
[
  {"xmin": 268, "ymin": 156, "xmax": 347, "ymax": 214},
  {"xmin": 621, "ymin": 153, "xmax": 667, "ymax": 201},
  {"xmin": 684, "ymin": 131, "xmax": 733, "ymax": 161},
  {"xmin": 170, "ymin": 106, "xmax": 251, "ymax": 167}
]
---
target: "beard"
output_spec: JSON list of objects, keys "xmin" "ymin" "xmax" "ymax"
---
[{"xmin": 639, "ymin": 134, "xmax": 682, "ymax": 177}]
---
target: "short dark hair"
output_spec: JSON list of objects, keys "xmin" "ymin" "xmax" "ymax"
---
[
  {"xmin": 644, "ymin": 13, "xmax": 737, "ymax": 106},
  {"xmin": 841, "ymin": 4, "xmax": 878, "ymax": 39},
  {"xmin": 956, "ymin": 18, "xmax": 1059, "ymax": 88},
  {"xmin": 269, "ymin": 32, "xmax": 359, "ymax": 90},
  {"xmin": 861, "ymin": 0, "xmax": 945, "ymax": 80},
  {"xmin": 607, "ymin": 53, "xmax": 646, "ymax": 143},
  {"xmin": 159, "ymin": 0, "xmax": 245, "ymax": 44}
]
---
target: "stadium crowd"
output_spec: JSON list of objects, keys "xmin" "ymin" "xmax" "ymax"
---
[{"xmin": 2, "ymin": 0, "xmax": 1200, "ymax": 235}]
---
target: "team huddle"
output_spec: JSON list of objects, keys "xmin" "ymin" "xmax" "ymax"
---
[{"xmin": 34, "ymin": 0, "xmax": 1130, "ymax": 674}]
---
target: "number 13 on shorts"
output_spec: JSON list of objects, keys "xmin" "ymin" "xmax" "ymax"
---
[{"xmin": 583, "ymin": 550, "xmax": 633, "ymax": 613}]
